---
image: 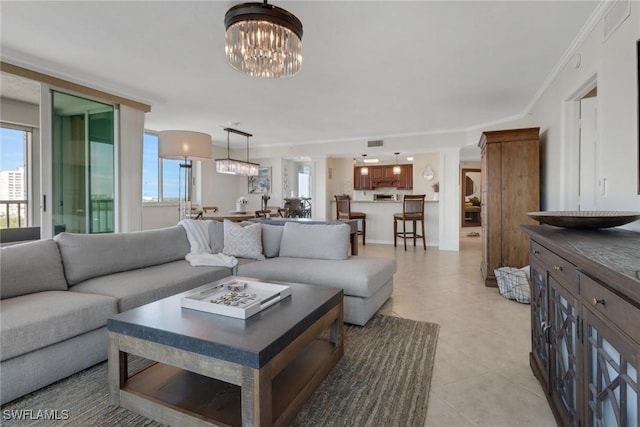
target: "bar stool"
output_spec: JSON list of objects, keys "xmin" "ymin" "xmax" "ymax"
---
[
  {"xmin": 394, "ymin": 194, "xmax": 426, "ymax": 250},
  {"xmin": 335, "ymin": 194, "xmax": 366, "ymax": 245}
]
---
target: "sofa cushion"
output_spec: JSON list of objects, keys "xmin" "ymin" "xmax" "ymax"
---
[
  {"xmin": 0, "ymin": 240, "xmax": 68, "ymax": 299},
  {"xmin": 278, "ymin": 222, "xmax": 350, "ymax": 260},
  {"xmin": 261, "ymin": 224, "xmax": 283, "ymax": 258},
  {"xmin": 55, "ymin": 226, "xmax": 190, "ymax": 285},
  {"xmin": 0, "ymin": 290, "xmax": 117, "ymax": 361},
  {"xmin": 237, "ymin": 256, "xmax": 396, "ymax": 298},
  {"xmin": 208, "ymin": 220, "xmax": 224, "ymax": 253},
  {"xmin": 71, "ymin": 260, "xmax": 232, "ymax": 312},
  {"xmin": 223, "ymin": 220, "xmax": 265, "ymax": 260}
]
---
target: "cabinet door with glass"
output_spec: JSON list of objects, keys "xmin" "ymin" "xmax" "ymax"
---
[
  {"xmin": 549, "ymin": 276, "xmax": 580, "ymax": 427},
  {"xmin": 583, "ymin": 307, "xmax": 639, "ymax": 427},
  {"xmin": 530, "ymin": 260, "xmax": 550, "ymax": 390}
]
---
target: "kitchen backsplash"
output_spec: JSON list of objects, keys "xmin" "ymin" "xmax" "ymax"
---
[{"xmin": 353, "ymin": 187, "xmax": 413, "ymax": 201}]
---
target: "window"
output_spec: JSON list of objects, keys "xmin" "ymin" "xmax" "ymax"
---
[
  {"xmin": 0, "ymin": 125, "xmax": 30, "ymax": 228},
  {"xmin": 142, "ymin": 132, "xmax": 182, "ymax": 203},
  {"xmin": 297, "ymin": 163, "xmax": 311, "ymax": 198}
]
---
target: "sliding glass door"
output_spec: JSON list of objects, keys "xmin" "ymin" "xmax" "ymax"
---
[{"xmin": 51, "ymin": 91, "xmax": 115, "ymax": 234}]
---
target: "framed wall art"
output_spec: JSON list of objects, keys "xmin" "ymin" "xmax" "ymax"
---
[{"xmin": 248, "ymin": 166, "xmax": 271, "ymax": 194}]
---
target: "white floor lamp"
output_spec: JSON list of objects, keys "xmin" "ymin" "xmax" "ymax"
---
[{"xmin": 158, "ymin": 130, "xmax": 212, "ymax": 221}]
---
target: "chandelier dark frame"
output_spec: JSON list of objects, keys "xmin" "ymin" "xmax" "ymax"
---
[{"xmin": 224, "ymin": 1, "xmax": 303, "ymax": 40}]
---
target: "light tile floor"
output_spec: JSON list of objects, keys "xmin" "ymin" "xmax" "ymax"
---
[{"xmin": 361, "ymin": 231, "xmax": 557, "ymax": 427}]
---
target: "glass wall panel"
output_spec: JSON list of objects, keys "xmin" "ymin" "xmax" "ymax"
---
[{"xmin": 52, "ymin": 91, "xmax": 114, "ymax": 234}]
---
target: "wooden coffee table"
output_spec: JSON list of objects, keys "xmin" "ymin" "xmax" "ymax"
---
[{"xmin": 107, "ymin": 277, "xmax": 344, "ymax": 426}]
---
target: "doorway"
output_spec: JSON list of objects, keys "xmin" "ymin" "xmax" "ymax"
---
[
  {"xmin": 579, "ymin": 88, "xmax": 598, "ymax": 210},
  {"xmin": 561, "ymin": 76, "xmax": 597, "ymax": 210},
  {"xmin": 461, "ymin": 168, "xmax": 481, "ymax": 227}
]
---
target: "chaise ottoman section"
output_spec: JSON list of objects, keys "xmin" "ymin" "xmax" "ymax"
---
[{"xmin": 237, "ymin": 256, "xmax": 396, "ymax": 325}]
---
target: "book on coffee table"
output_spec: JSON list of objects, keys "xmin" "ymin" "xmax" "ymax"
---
[{"xmin": 181, "ymin": 279, "xmax": 291, "ymax": 319}]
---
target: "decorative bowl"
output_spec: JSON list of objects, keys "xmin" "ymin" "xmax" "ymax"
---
[{"xmin": 527, "ymin": 211, "xmax": 640, "ymax": 229}]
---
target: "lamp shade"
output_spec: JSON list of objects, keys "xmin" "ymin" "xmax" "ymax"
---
[{"xmin": 158, "ymin": 130, "xmax": 212, "ymax": 161}]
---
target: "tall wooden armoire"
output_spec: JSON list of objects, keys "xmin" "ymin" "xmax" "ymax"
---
[{"xmin": 479, "ymin": 127, "xmax": 540, "ymax": 287}]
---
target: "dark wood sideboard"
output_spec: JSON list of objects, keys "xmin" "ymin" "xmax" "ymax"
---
[{"xmin": 521, "ymin": 225, "xmax": 640, "ymax": 427}]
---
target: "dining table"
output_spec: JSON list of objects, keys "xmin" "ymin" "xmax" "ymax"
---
[{"xmin": 200, "ymin": 212, "xmax": 256, "ymax": 222}]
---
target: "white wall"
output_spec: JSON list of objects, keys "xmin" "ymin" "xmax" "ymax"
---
[
  {"xmin": 327, "ymin": 157, "xmax": 354, "ymax": 199},
  {"xmin": 522, "ymin": 3, "xmax": 640, "ymax": 230},
  {"xmin": 412, "ymin": 152, "xmax": 441, "ymax": 201}
]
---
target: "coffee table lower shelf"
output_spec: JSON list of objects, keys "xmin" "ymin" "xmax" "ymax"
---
[
  {"xmin": 119, "ymin": 339, "xmax": 336, "ymax": 426},
  {"xmin": 109, "ymin": 300, "xmax": 344, "ymax": 427}
]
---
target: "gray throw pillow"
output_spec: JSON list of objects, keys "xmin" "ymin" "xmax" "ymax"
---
[
  {"xmin": 279, "ymin": 222, "xmax": 350, "ymax": 260},
  {"xmin": 261, "ymin": 224, "xmax": 284, "ymax": 258},
  {"xmin": 208, "ymin": 220, "xmax": 224, "ymax": 253}
]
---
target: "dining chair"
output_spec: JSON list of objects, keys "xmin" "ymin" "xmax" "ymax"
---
[
  {"xmin": 393, "ymin": 194, "xmax": 426, "ymax": 250},
  {"xmin": 254, "ymin": 209, "xmax": 271, "ymax": 218},
  {"xmin": 335, "ymin": 194, "xmax": 366, "ymax": 245}
]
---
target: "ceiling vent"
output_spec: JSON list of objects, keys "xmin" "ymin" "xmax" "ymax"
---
[
  {"xmin": 603, "ymin": 0, "xmax": 630, "ymax": 41},
  {"xmin": 367, "ymin": 139, "xmax": 384, "ymax": 148}
]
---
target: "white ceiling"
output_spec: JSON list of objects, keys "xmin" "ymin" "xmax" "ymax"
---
[{"xmin": 1, "ymin": 1, "xmax": 599, "ymax": 151}]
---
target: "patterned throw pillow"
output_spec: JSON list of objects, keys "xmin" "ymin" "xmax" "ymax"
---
[
  {"xmin": 494, "ymin": 266, "xmax": 531, "ymax": 304},
  {"xmin": 223, "ymin": 220, "xmax": 265, "ymax": 260}
]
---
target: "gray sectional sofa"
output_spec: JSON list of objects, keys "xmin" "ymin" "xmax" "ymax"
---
[{"xmin": 0, "ymin": 221, "xmax": 395, "ymax": 404}]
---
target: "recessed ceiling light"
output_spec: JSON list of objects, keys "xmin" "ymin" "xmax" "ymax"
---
[
  {"xmin": 407, "ymin": 156, "xmax": 414, "ymax": 161},
  {"xmin": 363, "ymin": 158, "xmax": 379, "ymax": 164}
]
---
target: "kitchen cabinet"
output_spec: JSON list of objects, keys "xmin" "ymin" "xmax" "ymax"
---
[
  {"xmin": 372, "ymin": 166, "xmax": 385, "ymax": 180},
  {"xmin": 353, "ymin": 166, "xmax": 372, "ymax": 190},
  {"xmin": 479, "ymin": 127, "xmax": 539, "ymax": 286},
  {"xmin": 353, "ymin": 165, "xmax": 412, "ymax": 190},
  {"xmin": 522, "ymin": 225, "xmax": 640, "ymax": 427},
  {"xmin": 397, "ymin": 164, "xmax": 413, "ymax": 189}
]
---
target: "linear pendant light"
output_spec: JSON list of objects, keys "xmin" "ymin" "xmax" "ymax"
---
[
  {"xmin": 215, "ymin": 128, "xmax": 260, "ymax": 176},
  {"xmin": 360, "ymin": 154, "xmax": 369, "ymax": 176}
]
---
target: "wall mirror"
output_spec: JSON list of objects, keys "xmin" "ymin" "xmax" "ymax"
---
[{"xmin": 461, "ymin": 168, "xmax": 481, "ymax": 227}]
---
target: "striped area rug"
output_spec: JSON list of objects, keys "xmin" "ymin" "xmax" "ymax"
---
[{"xmin": 1, "ymin": 315, "xmax": 439, "ymax": 426}]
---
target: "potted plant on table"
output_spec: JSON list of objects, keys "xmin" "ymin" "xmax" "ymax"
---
[{"xmin": 261, "ymin": 194, "xmax": 270, "ymax": 211}]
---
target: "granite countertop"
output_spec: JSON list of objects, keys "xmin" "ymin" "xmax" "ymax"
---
[{"xmin": 521, "ymin": 225, "xmax": 640, "ymax": 303}]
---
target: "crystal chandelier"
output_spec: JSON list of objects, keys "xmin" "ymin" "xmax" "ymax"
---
[
  {"xmin": 215, "ymin": 128, "xmax": 260, "ymax": 176},
  {"xmin": 224, "ymin": 1, "xmax": 303, "ymax": 78}
]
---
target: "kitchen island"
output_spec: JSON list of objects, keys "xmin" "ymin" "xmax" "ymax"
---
[{"xmin": 330, "ymin": 200, "xmax": 439, "ymax": 246}]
